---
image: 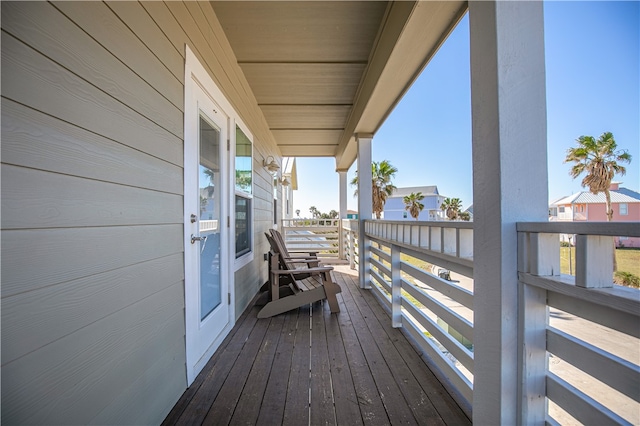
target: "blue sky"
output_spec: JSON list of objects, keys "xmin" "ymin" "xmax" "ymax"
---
[{"xmin": 293, "ymin": 1, "xmax": 639, "ymax": 216}]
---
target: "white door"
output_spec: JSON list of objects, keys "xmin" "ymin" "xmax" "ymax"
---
[{"xmin": 184, "ymin": 78, "xmax": 232, "ymax": 384}]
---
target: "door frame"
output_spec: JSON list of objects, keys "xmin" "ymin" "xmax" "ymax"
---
[{"xmin": 184, "ymin": 45, "xmax": 236, "ymax": 385}]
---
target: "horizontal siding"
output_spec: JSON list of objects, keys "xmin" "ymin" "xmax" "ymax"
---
[
  {"xmin": 1, "ymin": 1, "xmax": 282, "ymax": 424},
  {"xmin": 1, "ymin": 99, "xmax": 182, "ymax": 194},
  {"xmin": 2, "ymin": 1, "xmax": 183, "ymax": 139},
  {"xmin": 1, "ymin": 31, "xmax": 182, "ymax": 166},
  {"xmin": 89, "ymin": 331, "xmax": 187, "ymax": 425},
  {"xmin": 1, "ymin": 224, "xmax": 183, "ymax": 297},
  {"xmin": 2, "ymin": 164, "xmax": 182, "ymax": 229},
  {"xmin": 52, "ymin": 1, "xmax": 184, "ymax": 112},
  {"xmin": 2, "ymin": 253, "xmax": 184, "ymax": 364},
  {"xmin": 2, "ymin": 282, "xmax": 185, "ymax": 425},
  {"xmin": 105, "ymin": 1, "xmax": 185, "ymax": 83}
]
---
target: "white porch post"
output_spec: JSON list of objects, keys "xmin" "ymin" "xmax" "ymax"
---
[
  {"xmin": 338, "ymin": 170, "xmax": 348, "ymax": 260},
  {"xmin": 357, "ymin": 134, "xmax": 373, "ymax": 289},
  {"xmin": 469, "ymin": 1, "xmax": 548, "ymax": 425},
  {"xmin": 339, "ymin": 170, "xmax": 348, "ymax": 219}
]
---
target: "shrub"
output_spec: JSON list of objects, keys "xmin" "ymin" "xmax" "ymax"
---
[{"xmin": 614, "ymin": 271, "xmax": 640, "ymax": 288}]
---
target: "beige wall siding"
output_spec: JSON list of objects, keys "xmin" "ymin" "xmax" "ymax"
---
[{"xmin": 2, "ymin": 1, "xmax": 279, "ymax": 423}]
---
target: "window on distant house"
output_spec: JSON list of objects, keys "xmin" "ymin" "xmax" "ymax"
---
[
  {"xmin": 235, "ymin": 125, "xmax": 253, "ymax": 259},
  {"xmin": 620, "ymin": 203, "xmax": 628, "ymax": 216},
  {"xmin": 559, "ymin": 206, "xmax": 565, "ymax": 213}
]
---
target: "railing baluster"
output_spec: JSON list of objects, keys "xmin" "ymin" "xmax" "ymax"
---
[
  {"xmin": 518, "ymin": 229, "xmax": 561, "ymax": 424},
  {"xmin": 391, "ymin": 244, "xmax": 402, "ymax": 328},
  {"xmin": 349, "ymin": 230, "xmax": 356, "ymax": 269},
  {"xmin": 575, "ymin": 234, "xmax": 614, "ymax": 288}
]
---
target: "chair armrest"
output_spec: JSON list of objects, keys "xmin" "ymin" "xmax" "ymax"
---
[
  {"xmin": 271, "ymin": 266, "xmax": 333, "ymax": 274},
  {"xmin": 283, "ymin": 255, "xmax": 318, "ymax": 260},
  {"xmin": 283, "ymin": 258, "xmax": 321, "ymax": 266},
  {"xmin": 287, "ymin": 250, "xmax": 319, "ymax": 256}
]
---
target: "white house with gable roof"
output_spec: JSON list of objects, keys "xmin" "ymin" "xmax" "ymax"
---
[{"xmin": 383, "ymin": 185, "xmax": 446, "ymax": 220}]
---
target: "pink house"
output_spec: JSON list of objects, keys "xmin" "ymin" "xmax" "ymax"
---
[{"xmin": 549, "ymin": 183, "xmax": 640, "ymax": 247}]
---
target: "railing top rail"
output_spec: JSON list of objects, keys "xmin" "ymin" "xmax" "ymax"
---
[
  {"xmin": 363, "ymin": 219, "xmax": 474, "ymax": 229},
  {"xmin": 517, "ymin": 221, "xmax": 640, "ymax": 237},
  {"xmin": 366, "ymin": 232, "xmax": 474, "ymax": 277},
  {"xmin": 520, "ymin": 272, "xmax": 640, "ymax": 317},
  {"xmin": 282, "ymin": 218, "xmax": 340, "ymax": 227}
]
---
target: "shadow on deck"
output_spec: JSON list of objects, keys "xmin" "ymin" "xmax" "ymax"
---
[{"xmin": 163, "ymin": 267, "xmax": 471, "ymax": 425}]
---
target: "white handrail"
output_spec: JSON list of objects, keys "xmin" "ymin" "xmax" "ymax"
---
[{"xmin": 518, "ymin": 222, "xmax": 639, "ymax": 425}]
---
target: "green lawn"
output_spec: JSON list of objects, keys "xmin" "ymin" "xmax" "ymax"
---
[{"xmin": 560, "ymin": 247, "xmax": 640, "ymax": 276}]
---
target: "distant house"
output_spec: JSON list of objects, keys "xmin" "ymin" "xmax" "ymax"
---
[
  {"xmin": 383, "ymin": 186, "xmax": 446, "ymax": 221},
  {"xmin": 549, "ymin": 183, "xmax": 640, "ymax": 247},
  {"xmin": 346, "ymin": 209, "xmax": 359, "ymax": 220},
  {"xmin": 463, "ymin": 204, "xmax": 474, "ymax": 221}
]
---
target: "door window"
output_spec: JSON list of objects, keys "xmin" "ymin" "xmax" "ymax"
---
[{"xmin": 199, "ymin": 115, "xmax": 222, "ymax": 320}]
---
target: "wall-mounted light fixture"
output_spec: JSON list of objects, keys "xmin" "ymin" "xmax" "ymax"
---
[
  {"xmin": 280, "ymin": 176, "xmax": 291, "ymax": 187},
  {"xmin": 263, "ymin": 155, "xmax": 280, "ymax": 173}
]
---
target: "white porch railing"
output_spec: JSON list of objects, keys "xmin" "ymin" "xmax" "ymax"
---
[
  {"xmin": 280, "ymin": 218, "xmax": 342, "ymax": 260},
  {"xmin": 349, "ymin": 219, "xmax": 638, "ymax": 423},
  {"xmin": 282, "ymin": 218, "xmax": 639, "ymax": 422},
  {"xmin": 200, "ymin": 220, "xmax": 218, "ymax": 232},
  {"xmin": 341, "ymin": 219, "xmax": 359, "ymax": 269},
  {"xmin": 363, "ymin": 220, "xmax": 475, "ymax": 413},
  {"xmin": 517, "ymin": 221, "xmax": 639, "ymax": 425}
]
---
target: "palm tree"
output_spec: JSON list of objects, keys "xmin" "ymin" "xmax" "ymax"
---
[
  {"xmin": 441, "ymin": 197, "xmax": 462, "ymax": 220},
  {"xmin": 309, "ymin": 206, "xmax": 320, "ymax": 218},
  {"xmin": 564, "ymin": 132, "xmax": 632, "ymax": 221},
  {"xmin": 403, "ymin": 192, "xmax": 425, "ymax": 220},
  {"xmin": 350, "ymin": 160, "xmax": 398, "ymax": 219}
]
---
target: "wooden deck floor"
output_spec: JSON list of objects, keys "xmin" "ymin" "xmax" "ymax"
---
[{"xmin": 163, "ymin": 267, "xmax": 470, "ymax": 425}]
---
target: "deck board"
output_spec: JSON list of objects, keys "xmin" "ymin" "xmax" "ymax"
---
[
  {"xmin": 310, "ymin": 301, "xmax": 335, "ymax": 425},
  {"xmin": 255, "ymin": 310, "xmax": 296, "ymax": 425},
  {"xmin": 229, "ymin": 314, "xmax": 284, "ymax": 425},
  {"xmin": 337, "ymin": 272, "xmax": 417, "ymax": 425},
  {"xmin": 163, "ymin": 268, "xmax": 471, "ymax": 426}
]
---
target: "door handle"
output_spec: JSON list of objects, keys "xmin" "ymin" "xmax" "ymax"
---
[{"xmin": 191, "ymin": 234, "xmax": 207, "ymax": 244}]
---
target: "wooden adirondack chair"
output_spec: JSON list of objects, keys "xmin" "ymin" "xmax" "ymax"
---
[
  {"xmin": 269, "ymin": 228, "xmax": 319, "ymax": 265},
  {"xmin": 264, "ymin": 232, "xmax": 317, "ymax": 285},
  {"xmin": 257, "ymin": 250, "xmax": 341, "ymax": 318}
]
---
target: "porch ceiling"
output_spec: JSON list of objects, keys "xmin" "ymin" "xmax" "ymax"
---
[{"xmin": 212, "ymin": 0, "xmax": 466, "ymax": 170}]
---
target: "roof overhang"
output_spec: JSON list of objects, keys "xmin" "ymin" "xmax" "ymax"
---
[{"xmin": 212, "ymin": 1, "xmax": 467, "ymax": 171}]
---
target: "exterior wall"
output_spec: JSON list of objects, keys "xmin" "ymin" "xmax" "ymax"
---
[
  {"xmin": 384, "ymin": 195, "xmax": 444, "ymax": 220},
  {"xmin": 553, "ymin": 202, "xmax": 640, "ymax": 247},
  {"xmin": 552, "ymin": 202, "xmax": 639, "ymax": 222},
  {"xmin": 1, "ymin": 1, "xmax": 278, "ymax": 424},
  {"xmin": 555, "ymin": 204, "xmax": 574, "ymax": 221},
  {"xmin": 581, "ymin": 202, "xmax": 640, "ymax": 222}
]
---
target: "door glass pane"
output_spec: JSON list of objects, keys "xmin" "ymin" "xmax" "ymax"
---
[{"xmin": 199, "ymin": 115, "xmax": 221, "ymax": 320}]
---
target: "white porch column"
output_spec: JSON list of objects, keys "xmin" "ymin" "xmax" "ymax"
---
[
  {"xmin": 338, "ymin": 170, "xmax": 348, "ymax": 219},
  {"xmin": 469, "ymin": 2, "xmax": 548, "ymax": 425},
  {"xmin": 356, "ymin": 134, "xmax": 373, "ymax": 289},
  {"xmin": 338, "ymin": 170, "xmax": 348, "ymax": 260}
]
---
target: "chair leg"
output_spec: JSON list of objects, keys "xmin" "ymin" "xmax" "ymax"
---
[{"xmin": 322, "ymin": 271, "xmax": 340, "ymax": 313}]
